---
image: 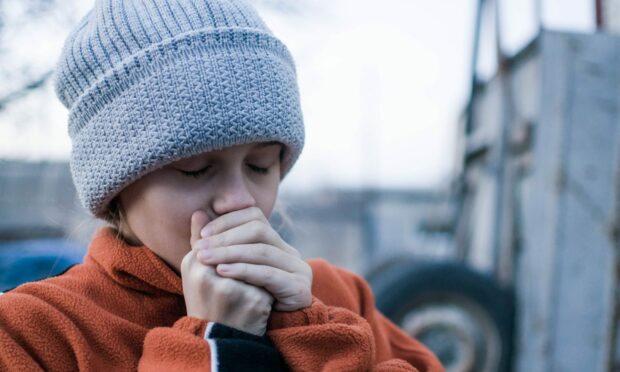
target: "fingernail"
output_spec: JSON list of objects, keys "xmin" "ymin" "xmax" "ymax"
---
[
  {"xmin": 201, "ymin": 226, "xmax": 213, "ymax": 238},
  {"xmin": 218, "ymin": 264, "xmax": 231, "ymax": 273},
  {"xmin": 197, "ymin": 249, "xmax": 213, "ymax": 261}
]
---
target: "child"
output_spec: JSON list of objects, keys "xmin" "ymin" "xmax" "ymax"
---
[{"xmin": 0, "ymin": 0, "xmax": 443, "ymax": 371}]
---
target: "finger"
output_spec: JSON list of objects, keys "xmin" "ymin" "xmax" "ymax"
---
[
  {"xmin": 197, "ymin": 244, "xmax": 304, "ymax": 274},
  {"xmin": 201, "ymin": 207, "xmax": 266, "ymax": 238},
  {"xmin": 191, "ymin": 210, "xmax": 210, "ymax": 248},
  {"xmin": 201, "ymin": 220, "xmax": 298, "ymax": 256},
  {"xmin": 216, "ymin": 263, "xmax": 310, "ymax": 303}
]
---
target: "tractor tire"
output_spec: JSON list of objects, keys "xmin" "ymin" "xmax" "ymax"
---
[{"xmin": 368, "ymin": 260, "xmax": 514, "ymax": 372}]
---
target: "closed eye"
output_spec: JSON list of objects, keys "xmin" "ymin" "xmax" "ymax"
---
[
  {"xmin": 178, "ymin": 166, "xmax": 211, "ymax": 178},
  {"xmin": 247, "ymin": 164, "xmax": 269, "ymax": 175}
]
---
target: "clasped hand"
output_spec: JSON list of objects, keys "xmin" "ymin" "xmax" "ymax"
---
[{"xmin": 181, "ymin": 207, "xmax": 313, "ymax": 336}]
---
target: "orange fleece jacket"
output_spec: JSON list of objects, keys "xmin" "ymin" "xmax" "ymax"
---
[{"xmin": 0, "ymin": 227, "xmax": 443, "ymax": 372}]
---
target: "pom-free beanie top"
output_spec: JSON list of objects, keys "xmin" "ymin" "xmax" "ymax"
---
[
  {"xmin": 54, "ymin": 0, "xmax": 305, "ymax": 217},
  {"xmin": 0, "ymin": 227, "xmax": 443, "ymax": 371}
]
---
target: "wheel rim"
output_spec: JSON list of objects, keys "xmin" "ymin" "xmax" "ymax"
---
[{"xmin": 400, "ymin": 296, "xmax": 501, "ymax": 372}]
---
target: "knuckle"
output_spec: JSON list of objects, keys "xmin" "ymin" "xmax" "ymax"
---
[
  {"xmin": 302, "ymin": 264, "xmax": 313, "ymax": 281},
  {"xmin": 195, "ymin": 265, "xmax": 214, "ymax": 282},
  {"xmin": 261, "ymin": 267, "xmax": 274, "ymax": 283},
  {"xmin": 210, "ymin": 235, "xmax": 222, "ymax": 247},
  {"xmin": 194, "ymin": 239, "xmax": 208, "ymax": 250},
  {"xmin": 214, "ymin": 247, "xmax": 229, "ymax": 260},
  {"xmin": 248, "ymin": 219, "xmax": 262, "ymax": 231},
  {"xmin": 215, "ymin": 278, "xmax": 236, "ymax": 295},
  {"xmin": 249, "ymin": 220, "xmax": 267, "ymax": 239},
  {"xmin": 250, "ymin": 207, "xmax": 264, "ymax": 221},
  {"xmin": 293, "ymin": 275, "xmax": 306, "ymax": 289},
  {"xmin": 257, "ymin": 244, "xmax": 271, "ymax": 259},
  {"xmin": 255, "ymin": 293, "xmax": 273, "ymax": 311},
  {"xmin": 263, "ymin": 227, "xmax": 277, "ymax": 242},
  {"xmin": 247, "ymin": 289, "xmax": 266, "ymax": 305},
  {"xmin": 291, "ymin": 284, "xmax": 312, "ymax": 305},
  {"xmin": 289, "ymin": 246, "xmax": 301, "ymax": 258}
]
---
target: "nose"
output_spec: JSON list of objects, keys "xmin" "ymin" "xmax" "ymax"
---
[{"xmin": 211, "ymin": 172, "xmax": 257, "ymax": 216}]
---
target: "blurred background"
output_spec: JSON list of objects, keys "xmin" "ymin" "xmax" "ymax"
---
[{"xmin": 2, "ymin": 0, "xmax": 620, "ymax": 371}]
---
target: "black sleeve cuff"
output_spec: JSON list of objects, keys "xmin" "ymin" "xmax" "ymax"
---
[{"xmin": 205, "ymin": 322, "xmax": 288, "ymax": 372}]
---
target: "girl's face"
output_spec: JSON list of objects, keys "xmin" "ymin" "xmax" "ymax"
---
[{"xmin": 117, "ymin": 142, "xmax": 282, "ymax": 272}]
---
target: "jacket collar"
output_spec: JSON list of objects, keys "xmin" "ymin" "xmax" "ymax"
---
[{"xmin": 85, "ymin": 227, "xmax": 184, "ymax": 295}]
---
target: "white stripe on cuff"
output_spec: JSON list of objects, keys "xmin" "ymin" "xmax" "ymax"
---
[{"xmin": 204, "ymin": 322, "xmax": 218, "ymax": 372}]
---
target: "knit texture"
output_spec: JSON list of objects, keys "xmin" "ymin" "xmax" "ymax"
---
[{"xmin": 54, "ymin": 0, "xmax": 305, "ymax": 218}]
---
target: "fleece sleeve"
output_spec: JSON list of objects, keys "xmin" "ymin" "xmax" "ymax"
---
[
  {"xmin": 339, "ymin": 264, "xmax": 444, "ymax": 371},
  {"xmin": 0, "ymin": 320, "xmax": 46, "ymax": 371},
  {"xmin": 0, "ymin": 291, "xmax": 286, "ymax": 372},
  {"xmin": 0, "ymin": 291, "xmax": 80, "ymax": 372},
  {"xmin": 139, "ymin": 316, "xmax": 288, "ymax": 372},
  {"xmin": 265, "ymin": 260, "xmax": 444, "ymax": 372},
  {"xmin": 340, "ymin": 268, "xmax": 445, "ymax": 372}
]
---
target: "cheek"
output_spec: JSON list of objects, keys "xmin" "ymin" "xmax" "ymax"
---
[
  {"xmin": 253, "ymin": 177, "xmax": 280, "ymax": 218},
  {"xmin": 121, "ymin": 185, "xmax": 208, "ymax": 269}
]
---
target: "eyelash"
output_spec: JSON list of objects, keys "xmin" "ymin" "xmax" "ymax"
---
[
  {"xmin": 179, "ymin": 167, "xmax": 210, "ymax": 178},
  {"xmin": 248, "ymin": 164, "xmax": 269, "ymax": 175},
  {"xmin": 179, "ymin": 164, "xmax": 269, "ymax": 178}
]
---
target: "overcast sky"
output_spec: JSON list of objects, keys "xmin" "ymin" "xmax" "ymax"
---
[{"xmin": 0, "ymin": 0, "xmax": 597, "ymax": 192}]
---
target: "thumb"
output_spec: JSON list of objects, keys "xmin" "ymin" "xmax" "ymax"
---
[{"xmin": 190, "ymin": 210, "xmax": 209, "ymax": 248}]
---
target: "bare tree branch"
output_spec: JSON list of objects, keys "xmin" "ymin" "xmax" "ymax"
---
[{"xmin": 0, "ymin": 70, "xmax": 53, "ymax": 112}]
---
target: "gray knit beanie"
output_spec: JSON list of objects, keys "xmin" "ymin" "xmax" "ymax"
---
[{"xmin": 54, "ymin": 0, "xmax": 305, "ymax": 218}]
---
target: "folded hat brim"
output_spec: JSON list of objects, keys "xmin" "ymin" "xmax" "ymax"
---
[{"xmin": 70, "ymin": 36, "xmax": 304, "ymax": 218}]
